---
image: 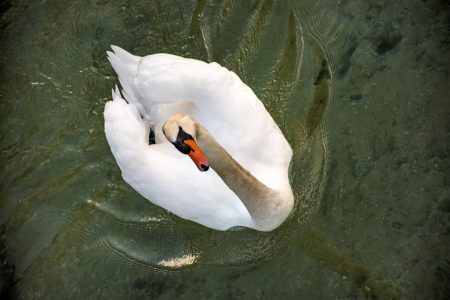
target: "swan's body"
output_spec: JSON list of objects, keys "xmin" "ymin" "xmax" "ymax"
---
[{"xmin": 104, "ymin": 46, "xmax": 293, "ymax": 231}]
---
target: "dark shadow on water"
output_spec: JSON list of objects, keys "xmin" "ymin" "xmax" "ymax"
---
[{"xmin": 0, "ymin": 229, "xmax": 14, "ymax": 300}]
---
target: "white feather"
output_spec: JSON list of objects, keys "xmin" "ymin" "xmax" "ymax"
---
[{"xmin": 104, "ymin": 46, "xmax": 293, "ymax": 230}]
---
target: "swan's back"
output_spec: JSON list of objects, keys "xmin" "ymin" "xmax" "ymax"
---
[
  {"xmin": 107, "ymin": 46, "xmax": 292, "ymax": 191},
  {"xmin": 105, "ymin": 88, "xmax": 256, "ymax": 230}
]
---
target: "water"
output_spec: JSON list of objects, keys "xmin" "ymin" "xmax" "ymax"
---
[{"xmin": 0, "ymin": 0, "xmax": 448, "ymax": 299}]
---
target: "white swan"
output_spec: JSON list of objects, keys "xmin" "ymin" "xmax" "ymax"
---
[{"xmin": 104, "ymin": 46, "xmax": 294, "ymax": 231}]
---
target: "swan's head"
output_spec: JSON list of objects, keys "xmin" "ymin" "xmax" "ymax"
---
[{"xmin": 163, "ymin": 113, "xmax": 209, "ymax": 172}]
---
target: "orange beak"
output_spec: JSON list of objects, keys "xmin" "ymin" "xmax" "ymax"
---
[{"xmin": 184, "ymin": 139, "xmax": 209, "ymax": 172}]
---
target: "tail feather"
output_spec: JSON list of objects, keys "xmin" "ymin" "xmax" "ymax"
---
[
  {"xmin": 111, "ymin": 85, "xmax": 121, "ymax": 102},
  {"xmin": 107, "ymin": 46, "xmax": 146, "ymax": 116}
]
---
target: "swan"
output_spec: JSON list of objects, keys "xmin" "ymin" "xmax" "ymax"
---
[{"xmin": 104, "ymin": 46, "xmax": 294, "ymax": 231}]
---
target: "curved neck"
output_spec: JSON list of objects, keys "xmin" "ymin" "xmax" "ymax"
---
[{"xmin": 195, "ymin": 123, "xmax": 292, "ymax": 231}]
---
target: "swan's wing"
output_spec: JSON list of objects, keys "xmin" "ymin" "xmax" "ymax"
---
[
  {"xmin": 135, "ymin": 54, "xmax": 293, "ymax": 190},
  {"xmin": 107, "ymin": 46, "xmax": 292, "ymax": 190},
  {"xmin": 104, "ymin": 88, "xmax": 254, "ymax": 230}
]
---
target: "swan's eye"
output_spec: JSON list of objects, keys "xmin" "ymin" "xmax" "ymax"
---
[
  {"xmin": 172, "ymin": 140, "xmax": 191, "ymax": 154},
  {"xmin": 171, "ymin": 126, "xmax": 197, "ymax": 155}
]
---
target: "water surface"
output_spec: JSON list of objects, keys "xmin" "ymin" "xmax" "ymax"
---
[{"xmin": 0, "ymin": 0, "xmax": 448, "ymax": 299}]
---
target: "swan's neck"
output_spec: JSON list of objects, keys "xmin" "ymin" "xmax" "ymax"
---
[{"xmin": 195, "ymin": 123, "xmax": 292, "ymax": 231}]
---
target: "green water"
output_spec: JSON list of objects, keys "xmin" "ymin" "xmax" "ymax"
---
[{"xmin": 0, "ymin": 0, "xmax": 448, "ymax": 299}]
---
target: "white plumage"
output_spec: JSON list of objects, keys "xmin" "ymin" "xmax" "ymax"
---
[{"xmin": 104, "ymin": 46, "xmax": 293, "ymax": 231}]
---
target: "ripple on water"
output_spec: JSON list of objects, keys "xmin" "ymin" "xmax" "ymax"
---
[
  {"xmin": 79, "ymin": 0, "xmax": 334, "ymax": 268},
  {"xmin": 0, "ymin": 0, "xmax": 339, "ymax": 297}
]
